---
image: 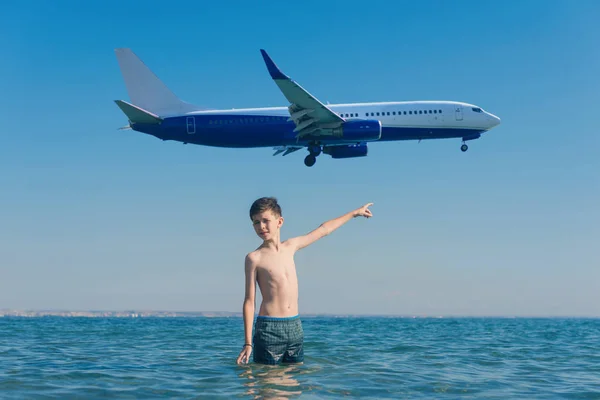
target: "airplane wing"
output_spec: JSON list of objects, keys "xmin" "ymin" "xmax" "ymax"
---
[
  {"xmin": 272, "ymin": 146, "xmax": 303, "ymax": 156},
  {"xmin": 260, "ymin": 49, "xmax": 345, "ymax": 139}
]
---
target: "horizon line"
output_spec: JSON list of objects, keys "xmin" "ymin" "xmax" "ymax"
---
[{"xmin": 1, "ymin": 309, "xmax": 598, "ymax": 319}]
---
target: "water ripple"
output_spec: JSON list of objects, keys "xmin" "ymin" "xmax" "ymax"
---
[{"xmin": 1, "ymin": 317, "xmax": 599, "ymax": 398}]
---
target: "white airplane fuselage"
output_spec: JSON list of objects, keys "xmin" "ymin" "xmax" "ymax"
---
[{"xmin": 135, "ymin": 101, "xmax": 499, "ymax": 148}]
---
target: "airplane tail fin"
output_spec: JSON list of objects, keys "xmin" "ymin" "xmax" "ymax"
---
[{"xmin": 114, "ymin": 48, "xmax": 205, "ymax": 116}]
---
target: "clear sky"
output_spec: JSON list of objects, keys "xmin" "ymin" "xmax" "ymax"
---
[{"xmin": 1, "ymin": 0, "xmax": 598, "ymax": 316}]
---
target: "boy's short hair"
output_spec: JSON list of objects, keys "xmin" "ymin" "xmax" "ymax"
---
[{"xmin": 250, "ymin": 197, "xmax": 282, "ymax": 220}]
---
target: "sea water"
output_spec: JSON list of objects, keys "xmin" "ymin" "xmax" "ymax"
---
[{"xmin": 1, "ymin": 317, "xmax": 599, "ymax": 398}]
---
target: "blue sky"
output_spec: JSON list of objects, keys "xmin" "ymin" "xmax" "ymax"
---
[{"xmin": 1, "ymin": 0, "xmax": 598, "ymax": 316}]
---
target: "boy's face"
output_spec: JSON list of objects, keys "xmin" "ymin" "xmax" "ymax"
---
[{"xmin": 251, "ymin": 210, "xmax": 283, "ymax": 240}]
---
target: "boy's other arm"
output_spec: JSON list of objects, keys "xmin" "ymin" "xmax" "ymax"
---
[
  {"xmin": 242, "ymin": 254, "xmax": 257, "ymax": 345},
  {"xmin": 237, "ymin": 254, "xmax": 257, "ymax": 364},
  {"xmin": 289, "ymin": 203, "xmax": 373, "ymax": 251}
]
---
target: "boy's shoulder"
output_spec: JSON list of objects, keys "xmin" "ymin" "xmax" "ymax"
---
[
  {"xmin": 245, "ymin": 249, "xmax": 261, "ymax": 263},
  {"xmin": 245, "ymin": 240, "xmax": 296, "ymax": 263}
]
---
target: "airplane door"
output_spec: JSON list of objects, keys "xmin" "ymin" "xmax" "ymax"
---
[
  {"xmin": 455, "ymin": 106, "xmax": 463, "ymax": 121},
  {"xmin": 186, "ymin": 116, "xmax": 196, "ymax": 134}
]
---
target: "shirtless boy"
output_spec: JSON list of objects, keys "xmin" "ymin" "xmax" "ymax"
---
[{"xmin": 236, "ymin": 197, "xmax": 373, "ymax": 365}]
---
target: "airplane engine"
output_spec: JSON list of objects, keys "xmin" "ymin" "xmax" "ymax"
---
[
  {"xmin": 331, "ymin": 120, "xmax": 382, "ymax": 141},
  {"xmin": 323, "ymin": 143, "xmax": 368, "ymax": 159}
]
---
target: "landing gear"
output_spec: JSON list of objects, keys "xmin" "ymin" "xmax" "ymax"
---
[
  {"xmin": 460, "ymin": 133, "xmax": 480, "ymax": 153},
  {"xmin": 304, "ymin": 144, "xmax": 322, "ymax": 167},
  {"xmin": 304, "ymin": 154, "xmax": 316, "ymax": 167}
]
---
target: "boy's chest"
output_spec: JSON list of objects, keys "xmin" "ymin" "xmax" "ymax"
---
[{"xmin": 258, "ymin": 252, "xmax": 296, "ymax": 279}]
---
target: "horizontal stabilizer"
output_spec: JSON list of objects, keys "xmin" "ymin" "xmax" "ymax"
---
[{"xmin": 114, "ymin": 100, "xmax": 162, "ymax": 124}]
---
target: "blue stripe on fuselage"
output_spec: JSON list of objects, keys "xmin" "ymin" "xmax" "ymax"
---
[
  {"xmin": 131, "ymin": 114, "xmax": 485, "ymax": 147},
  {"xmin": 379, "ymin": 127, "xmax": 484, "ymax": 142},
  {"xmin": 133, "ymin": 114, "xmax": 295, "ymax": 147}
]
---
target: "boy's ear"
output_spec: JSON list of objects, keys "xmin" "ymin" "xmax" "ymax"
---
[{"xmin": 278, "ymin": 216, "xmax": 284, "ymax": 227}]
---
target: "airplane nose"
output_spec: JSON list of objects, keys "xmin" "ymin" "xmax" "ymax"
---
[{"xmin": 488, "ymin": 113, "xmax": 501, "ymax": 127}]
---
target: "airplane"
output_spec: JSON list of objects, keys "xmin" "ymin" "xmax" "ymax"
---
[{"xmin": 114, "ymin": 48, "xmax": 501, "ymax": 167}]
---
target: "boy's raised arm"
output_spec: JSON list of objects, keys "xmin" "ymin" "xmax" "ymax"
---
[{"xmin": 290, "ymin": 203, "xmax": 373, "ymax": 251}]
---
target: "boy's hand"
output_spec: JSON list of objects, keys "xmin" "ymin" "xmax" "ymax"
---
[
  {"xmin": 354, "ymin": 203, "xmax": 373, "ymax": 218},
  {"xmin": 236, "ymin": 345, "xmax": 252, "ymax": 365}
]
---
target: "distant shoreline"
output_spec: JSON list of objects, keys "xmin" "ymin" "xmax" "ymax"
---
[{"xmin": 1, "ymin": 310, "xmax": 598, "ymax": 319}]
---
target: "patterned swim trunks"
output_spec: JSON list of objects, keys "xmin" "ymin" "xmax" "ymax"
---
[{"xmin": 253, "ymin": 315, "xmax": 304, "ymax": 365}]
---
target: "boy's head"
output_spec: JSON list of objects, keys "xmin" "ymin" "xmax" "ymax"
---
[{"xmin": 249, "ymin": 197, "xmax": 283, "ymax": 240}]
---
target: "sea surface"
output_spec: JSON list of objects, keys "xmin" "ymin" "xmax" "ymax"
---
[{"xmin": 1, "ymin": 316, "xmax": 599, "ymax": 399}]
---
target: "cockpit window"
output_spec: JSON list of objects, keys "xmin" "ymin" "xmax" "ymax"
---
[{"xmin": 472, "ymin": 107, "xmax": 482, "ymax": 113}]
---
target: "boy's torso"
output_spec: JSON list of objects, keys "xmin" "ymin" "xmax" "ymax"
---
[{"xmin": 253, "ymin": 241, "xmax": 299, "ymax": 318}]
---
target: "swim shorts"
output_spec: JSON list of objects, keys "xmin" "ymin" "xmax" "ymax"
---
[{"xmin": 253, "ymin": 315, "xmax": 304, "ymax": 365}]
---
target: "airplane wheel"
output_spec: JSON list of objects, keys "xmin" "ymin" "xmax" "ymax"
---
[
  {"xmin": 461, "ymin": 144, "xmax": 468, "ymax": 152},
  {"xmin": 304, "ymin": 155, "xmax": 316, "ymax": 167}
]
